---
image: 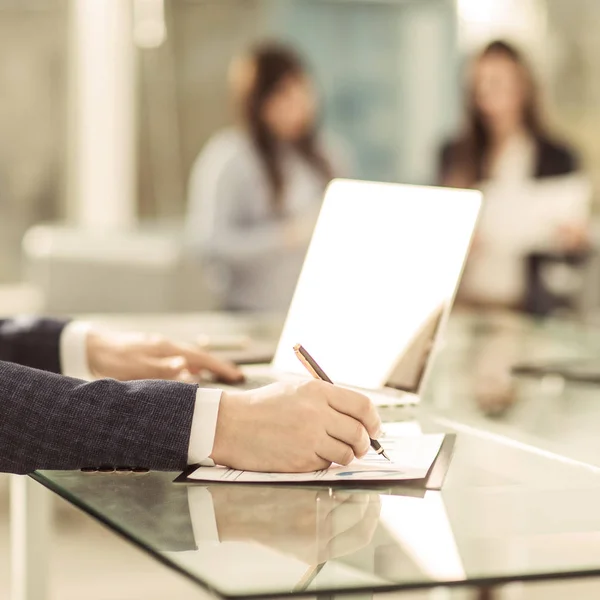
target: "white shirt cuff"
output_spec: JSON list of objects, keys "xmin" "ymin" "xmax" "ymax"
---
[
  {"xmin": 187, "ymin": 388, "xmax": 222, "ymax": 466},
  {"xmin": 60, "ymin": 321, "xmax": 94, "ymax": 380}
]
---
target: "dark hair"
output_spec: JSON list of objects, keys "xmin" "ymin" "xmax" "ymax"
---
[
  {"xmin": 233, "ymin": 42, "xmax": 333, "ymax": 213},
  {"xmin": 446, "ymin": 40, "xmax": 546, "ymax": 187}
]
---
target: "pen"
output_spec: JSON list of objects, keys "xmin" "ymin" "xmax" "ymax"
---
[{"xmin": 293, "ymin": 343, "xmax": 391, "ymax": 461}]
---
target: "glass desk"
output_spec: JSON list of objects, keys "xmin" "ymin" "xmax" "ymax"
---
[
  {"xmin": 13, "ymin": 310, "xmax": 600, "ymax": 600},
  {"xmin": 425, "ymin": 310, "xmax": 600, "ymax": 468},
  {"xmin": 31, "ymin": 417, "xmax": 600, "ymax": 599}
]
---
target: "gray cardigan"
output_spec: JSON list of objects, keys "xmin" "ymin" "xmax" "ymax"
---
[{"xmin": 186, "ymin": 129, "xmax": 341, "ymax": 312}]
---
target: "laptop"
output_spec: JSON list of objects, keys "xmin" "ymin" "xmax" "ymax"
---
[{"xmin": 229, "ymin": 179, "xmax": 481, "ymax": 406}]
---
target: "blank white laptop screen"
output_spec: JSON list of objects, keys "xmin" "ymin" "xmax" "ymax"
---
[{"xmin": 273, "ymin": 179, "xmax": 481, "ymax": 390}]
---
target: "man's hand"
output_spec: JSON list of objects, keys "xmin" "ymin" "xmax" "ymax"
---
[
  {"xmin": 208, "ymin": 485, "xmax": 381, "ymax": 564},
  {"xmin": 211, "ymin": 380, "xmax": 381, "ymax": 472},
  {"xmin": 86, "ymin": 331, "xmax": 244, "ymax": 383}
]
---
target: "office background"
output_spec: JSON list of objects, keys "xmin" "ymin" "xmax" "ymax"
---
[
  {"xmin": 0, "ymin": 0, "xmax": 599, "ymax": 287},
  {"xmin": 2, "ymin": 0, "xmax": 600, "ymax": 598}
]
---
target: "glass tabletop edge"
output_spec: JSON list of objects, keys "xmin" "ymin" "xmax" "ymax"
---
[
  {"xmin": 29, "ymin": 471, "xmax": 600, "ymax": 598},
  {"xmin": 29, "ymin": 471, "xmax": 226, "ymax": 600}
]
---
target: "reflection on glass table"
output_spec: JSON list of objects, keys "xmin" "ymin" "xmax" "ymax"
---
[
  {"xmin": 425, "ymin": 310, "xmax": 600, "ymax": 467},
  {"xmin": 32, "ymin": 418, "xmax": 600, "ymax": 599}
]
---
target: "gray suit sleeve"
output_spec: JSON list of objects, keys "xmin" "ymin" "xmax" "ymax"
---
[
  {"xmin": 0, "ymin": 317, "xmax": 68, "ymax": 373},
  {"xmin": 0, "ymin": 360, "xmax": 196, "ymax": 474}
]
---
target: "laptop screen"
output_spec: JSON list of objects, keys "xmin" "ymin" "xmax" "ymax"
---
[{"xmin": 273, "ymin": 179, "xmax": 481, "ymax": 391}]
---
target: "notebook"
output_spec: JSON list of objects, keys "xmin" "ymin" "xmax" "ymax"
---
[{"xmin": 177, "ymin": 434, "xmax": 456, "ymax": 488}]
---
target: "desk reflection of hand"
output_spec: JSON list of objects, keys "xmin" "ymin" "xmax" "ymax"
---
[
  {"xmin": 473, "ymin": 329, "xmax": 518, "ymax": 415},
  {"xmin": 208, "ymin": 485, "xmax": 381, "ymax": 565}
]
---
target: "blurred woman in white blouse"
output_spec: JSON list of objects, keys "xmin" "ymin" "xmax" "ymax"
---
[
  {"xmin": 439, "ymin": 40, "xmax": 590, "ymax": 310},
  {"xmin": 186, "ymin": 42, "xmax": 346, "ymax": 312}
]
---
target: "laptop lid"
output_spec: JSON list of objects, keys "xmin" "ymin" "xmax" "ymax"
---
[{"xmin": 272, "ymin": 179, "xmax": 481, "ymax": 391}]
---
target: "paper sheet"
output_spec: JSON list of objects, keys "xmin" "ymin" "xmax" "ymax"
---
[
  {"xmin": 461, "ymin": 175, "xmax": 591, "ymax": 304},
  {"xmin": 477, "ymin": 175, "xmax": 591, "ymax": 253},
  {"xmin": 184, "ymin": 434, "xmax": 445, "ymax": 484}
]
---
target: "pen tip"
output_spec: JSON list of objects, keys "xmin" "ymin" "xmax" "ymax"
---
[{"xmin": 382, "ymin": 451, "xmax": 391, "ymax": 462}]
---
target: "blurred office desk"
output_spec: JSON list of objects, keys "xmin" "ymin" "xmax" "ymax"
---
[
  {"xmin": 425, "ymin": 310, "xmax": 600, "ymax": 467},
  {"xmin": 12, "ymin": 310, "xmax": 600, "ymax": 600},
  {"xmin": 23, "ymin": 224, "xmax": 221, "ymax": 314}
]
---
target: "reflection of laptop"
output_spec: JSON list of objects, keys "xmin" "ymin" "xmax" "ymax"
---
[{"xmin": 238, "ymin": 179, "xmax": 481, "ymax": 406}]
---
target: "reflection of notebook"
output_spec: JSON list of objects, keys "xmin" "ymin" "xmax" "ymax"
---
[{"xmin": 228, "ymin": 179, "xmax": 481, "ymax": 406}]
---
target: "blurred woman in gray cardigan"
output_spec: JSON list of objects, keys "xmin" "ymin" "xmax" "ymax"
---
[{"xmin": 186, "ymin": 43, "xmax": 346, "ymax": 312}]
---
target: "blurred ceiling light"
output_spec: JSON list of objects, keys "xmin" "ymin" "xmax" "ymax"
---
[
  {"xmin": 457, "ymin": 0, "xmax": 546, "ymax": 54},
  {"xmin": 457, "ymin": 0, "xmax": 496, "ymax": 24},
  {"xmin": 133, "ymin": 0, "xmax": 166, "ymax": 49}
]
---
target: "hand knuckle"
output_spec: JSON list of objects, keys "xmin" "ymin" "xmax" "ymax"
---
[
  {"xmin": 301, "ymin": 402, "xmax": 321, "ymax": 424},
  {"xmin": 279, "ymin": 381, "xmax": 295, "ymax": 395},
  {"xmin": 302, "ymin": 379, "xmax": 322, "ymax": 395},
  {"xmin": 162, "ymin": 339, "xmax": 176, "ymax": 352},
  {"xmin": 352, "ymin": 421, "xmax": 364, "ymax": 443},
  {"xmin": 361, "ymin": 435, "xmax": 371, "ymax": 453},
  {"xmin": 357, "ymin": 441, "xmax": 369, "ymax": 458},
  {"xmin": 151, "ymin": 335, "xmax": 167, "ymax": 348},
  {"xmin": 361, "ymin": 396, "xmax": 374, "ymax": 419},
  {"xmin": 340, "ymin": 447, "xmax": 354, "ymax": 465}
]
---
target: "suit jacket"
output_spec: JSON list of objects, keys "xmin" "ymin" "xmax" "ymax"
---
[{"xmin": 0, "ymin": 318, "xmax": 196, "ymax": 474}]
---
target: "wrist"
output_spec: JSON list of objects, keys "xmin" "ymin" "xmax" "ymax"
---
[
  {"xmin": 86, "ymin": 330, "xmax": 106, "ymax": 378},
  {"xmin": 211, "ymin": 391, "xmax": 240, "ymax": 467}
]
